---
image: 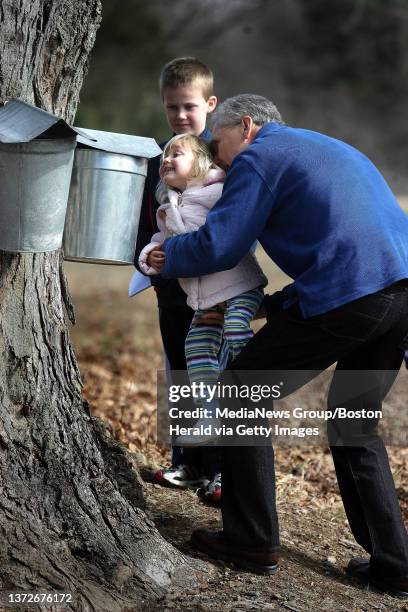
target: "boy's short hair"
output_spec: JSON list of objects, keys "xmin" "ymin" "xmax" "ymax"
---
[{"xmin": 159, "ymin": 57, "xmax": 214, "ymax": 100}]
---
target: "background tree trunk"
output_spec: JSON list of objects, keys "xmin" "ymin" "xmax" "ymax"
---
[{"xmin": 0, "ymin": 2, "xmax": 202, "ymax": 610}]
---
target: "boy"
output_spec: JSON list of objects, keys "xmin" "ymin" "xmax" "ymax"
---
[{"xmin": 132, "ymin": 57, "xmax": 221, "ymax": 503}]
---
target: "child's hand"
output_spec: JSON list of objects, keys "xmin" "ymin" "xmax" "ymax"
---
[{"xmin": 147, "ymin": 246, "xmax": 165, "ymax": 272}]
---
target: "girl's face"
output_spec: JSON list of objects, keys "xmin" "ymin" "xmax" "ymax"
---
[{"xmin": 160, "ymin": 144, "xmax": 195, "ymax": 191}]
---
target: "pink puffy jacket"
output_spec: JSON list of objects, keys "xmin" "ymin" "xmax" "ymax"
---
[{"xmin": 138, "ymin": 168, "xmax": 267, "ymax": 310}]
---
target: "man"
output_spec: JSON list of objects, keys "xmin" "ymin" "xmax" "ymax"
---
[{"xmin": 155, "ymin": 94, "xmax": 408, "ymax": 597}]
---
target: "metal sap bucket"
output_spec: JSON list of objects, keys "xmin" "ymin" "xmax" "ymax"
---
[
  {"xmin": 0, "ymin": 138, "xmax": 76, "ymax": 252},
  {"xmin": 62, "ymin": 148, "xmax": 148, "ymax": 265}
]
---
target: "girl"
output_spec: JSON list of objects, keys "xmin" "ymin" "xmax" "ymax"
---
[{"xmin": 139, "ymin": 134, "xmax": 267, "ymax": 448}]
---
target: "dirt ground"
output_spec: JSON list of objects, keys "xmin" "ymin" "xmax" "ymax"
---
[{"xmin": 64, "ymin": 218, "xmax": 408, "ymax": 611}]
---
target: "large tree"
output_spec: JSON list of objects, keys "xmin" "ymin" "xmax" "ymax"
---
[{"xmin": 0, "ymin": 2, "xmax": 201, "ymax": 609}]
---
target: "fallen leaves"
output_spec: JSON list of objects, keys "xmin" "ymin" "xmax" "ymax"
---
[{"xmin": 69, "ymin": 289, "xmax": 408, "ymax": 522}]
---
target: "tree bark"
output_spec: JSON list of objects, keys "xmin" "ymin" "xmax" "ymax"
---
[{"xmin": 0, "ymin": 2, "xmax": 202, "ymax": 610}]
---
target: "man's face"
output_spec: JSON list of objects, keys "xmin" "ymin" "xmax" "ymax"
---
[
  {"xmin": 163, "ymin": 85, "xmax": 217, "ymax": 136},
  {"xmin": 211, "ymin": 124, "xmax": 248, "ymax": 167}
]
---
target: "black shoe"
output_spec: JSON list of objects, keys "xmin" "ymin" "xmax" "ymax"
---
[
  {"xmin": 191, "ymin": 528, "xmax": 279, "ymax": 575},
  {"xmin": 346, "ymin": 556, "xmax": 408, "ymax": 599}
]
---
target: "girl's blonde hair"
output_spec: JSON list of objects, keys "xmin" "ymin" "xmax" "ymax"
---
[
  {"xmin": 163, "ymin": 134, "xmax": 216, "ymax": 181},
  {"xmin": 156, "ymin": 134, "xmax": 217, "ymax": 203}
]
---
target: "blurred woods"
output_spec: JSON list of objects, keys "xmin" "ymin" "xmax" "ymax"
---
[{"xmin": 77, "ymin": 0, "xmax": 408, "ymax": 190}]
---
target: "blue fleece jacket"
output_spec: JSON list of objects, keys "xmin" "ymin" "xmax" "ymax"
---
[{"xmin": 162, "ymin": 122, "xmax": 408, "ymax": 317}]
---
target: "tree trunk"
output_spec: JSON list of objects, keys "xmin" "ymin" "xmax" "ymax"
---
[{"xmin": 0, "ymin": 2, "xmax": 202, "ymax": 610}]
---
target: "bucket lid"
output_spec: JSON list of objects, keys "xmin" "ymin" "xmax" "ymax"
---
[
  {"xmin": 75, "ymin": 127, "xmax": 162, "ymax": 159},
  {"xmin": 0, "ymin": 99, "xmax": 95, "ymax": 143}
]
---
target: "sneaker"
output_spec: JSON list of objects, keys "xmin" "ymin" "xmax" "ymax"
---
[
  {"xmin": 197, "ymin": 472, "xmax": 221, "ymax": 504},
  {"xmin": 153, "ymin": 464, "xmax": 209, "ymax": 489},
  {"xmin": 175, "ymin": 417, "xmax": 221, "ymax": 447}
]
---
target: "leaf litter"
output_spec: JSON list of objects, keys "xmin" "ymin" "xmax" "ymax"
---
[{"xmin": 68, "ymin": 286, "xmax": 408, "ymax": 611}]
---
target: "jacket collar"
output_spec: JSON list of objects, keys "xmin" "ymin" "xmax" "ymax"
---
[
  {"xmin": 254, "ymin": 122, "xmax": 286, "ymax": 141},
  {"xmin": 200, "ymin": 127, "xmax": 212, "ymax": 141},
  {"xmin": 161, "ymin": 127, "xmax": 212, "ymax": 149}
]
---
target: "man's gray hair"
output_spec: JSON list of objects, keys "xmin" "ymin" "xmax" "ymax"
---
[{"xmin": 210, "ymin": 94, "xmax": 284, "ymax": 129}]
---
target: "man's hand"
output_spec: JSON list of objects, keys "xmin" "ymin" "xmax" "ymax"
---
[
  {"xmin": 192, "ymin": 303, "xmax": 226, "ymax": 326},
  {"xmin": 147, "ymin": 245, "xmax": 165, "ymax": 272},
  {"xmin": 191, "ymin": 302, "xmax": 267, "ymax": 327},
  {"xmin": 253, "ymin": 306, "xmax": 266, "ymax": 320}
]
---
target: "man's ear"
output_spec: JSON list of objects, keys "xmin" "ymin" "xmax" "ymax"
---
[
  {"xmin": 241, "ymin": 115, "xmax": 254, "ymax": 140},
  {"xmin": 207, "ymin": 96, "xmax": 217, "ymax": 113},
  {"xmin": 242, "ymin": 116, "xmax": 262, "ymax": 142}
]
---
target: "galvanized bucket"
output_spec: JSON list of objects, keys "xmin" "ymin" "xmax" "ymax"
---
[
  {"xmin": 62, "ymin": 148, "xmax": 148, "ymax": 265},
  {"xmin": 0, "ymin": 138, "xmax": 76, "ymax": 252}
]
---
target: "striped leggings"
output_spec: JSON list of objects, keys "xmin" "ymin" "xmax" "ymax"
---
[{"xmin": 185, "ymin": 287, "xmax": 264, "ymax": 392}]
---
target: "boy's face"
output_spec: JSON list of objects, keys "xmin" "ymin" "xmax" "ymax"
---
[{"xmin": 163, "ymin": 85, "xmax": 217, "ymax": 136}]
